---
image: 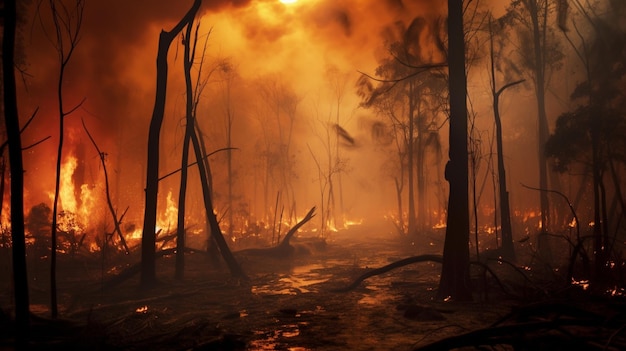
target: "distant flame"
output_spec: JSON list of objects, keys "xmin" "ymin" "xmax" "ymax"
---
[
  {"xmin": 58, "ymin": 155, "xmax": 78, "ymax": 213},
  {"xmin": 345, "ymin": 219, "xmax": 363, "ymax": 227},
  {"xmin": 432, "ymin": 221, "xmax": 446, "ymax": 229},
  {"xmin": 571, "ymin": 278, "xmax": 589, "ymax": 290},
  {"xmin": 568, "ymin": 218, "xmax": 577, "ymax": 228},
  {"xmin": 156, "ymin": 190, "xmax": 178, "ymax": 234}
]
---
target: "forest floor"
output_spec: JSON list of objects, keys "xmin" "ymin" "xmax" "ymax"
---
[{"xmin": 1, "ymin": 223, "xmax": 625, "ymax": 350}]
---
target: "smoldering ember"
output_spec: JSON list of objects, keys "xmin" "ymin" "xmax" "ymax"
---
[{"xmin": 1, "ymin": 0, "xmax": 626, "ymax": 349}]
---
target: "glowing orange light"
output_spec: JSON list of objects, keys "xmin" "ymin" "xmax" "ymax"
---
[
  {"xmin": 279, "ymin": 0, "xmax": 298, "ymax": 4},
  {"xmin": 58, "ymin": 155, "xmax": 78, "ymax": 213}
]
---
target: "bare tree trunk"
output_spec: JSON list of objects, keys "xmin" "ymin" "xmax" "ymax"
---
[
  {"xmin": 395, "ymin": 178, "xmax": 405, "ymax": 235},
  {"xmin": 528, "ymin": 0, "xmax": 551, "ymax": 236},
  {"xmin": 417, "ymin": 103, "xmax": 427, "ymax": 233},
  {"xmin": 3, "ymin": 0, "xmax": 30, "ymax": 339},
  {"xmin": 190, "ymin": 123, "xmax": 247, "ymax": 279},
  {"xmin": 407, "ymin": 81, "xmax": 417, "ymax": 237},
  {"xmin": 591, "ymin": 123, "xmax": 606, "ymax": 282},
  {"xmin": 488, "ymin": 17, "xmax": 522, "ymax": 260},
  {"xmin": 438, "ymin": 0, "xmax": 471, "ymax": 301},
  {"xmin": 175, "ymin": 20, "xmax": 199, "ymax": 280},
  {"xmin": 82, "ymin": 120, "xmax": 129, "ymax": 253},
  {"xmin": 141, "ymin": 0, "xmax": 201, "ymax": 289},
  {"xmin": 48, "ymin": 0, "xmax": 85, "ymax": 317}
]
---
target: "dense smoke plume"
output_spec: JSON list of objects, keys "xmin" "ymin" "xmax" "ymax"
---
[{"xmin": 11, "ymin": 0, "xmax": 571, "ymax": 245}]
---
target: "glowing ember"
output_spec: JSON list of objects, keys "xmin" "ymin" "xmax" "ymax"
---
[
  {"xmin": 571, "ymin": 279, "xmax": 590, "ymax": 290},
  {"xmin": 432, "ymin": 222, "xmax": 446, "ymax": 229},
  {"xmin": 344, "ymin": 219, "xmax": 363, "ymax": 227},
  {"xmin": 135, "ymin": 305, "xmax": 149, "ymax": 313},
  {"xmin": 568, "ymin": 218, "xmax": 577, "ymax": 228}
]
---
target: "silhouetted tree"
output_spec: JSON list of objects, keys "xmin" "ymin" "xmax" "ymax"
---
[
  {"xmin": 3, "ymin": 0, "xmax": 30, "ymax": 340},
  {"xmin": 174, "ymin": 19, "xmax": 199, "ymax": 280},
  {"xmin": 438, "ymin": 0, "xmax": 471, "ymax": 301},
  {"xmin": 546, "ymin": 0, "xmax": 626, "ymax": 285},
  {"xmin": 141, "ymin": 0, "xmax": 201, "ymax": 288},
  {"xmin": 180, "ymin": 19, "xmax": 246, "ymax": 280},
  {"xmin": 47, "ymin": 0, "xmax": 85, "ymax": 318},
  {"xmin": 486, "ymin": 14, "xmax": 524, "ymax": 261},
  {"xmin": 503, "ymin": 0, "xmax": 564, "ymax": 236}
]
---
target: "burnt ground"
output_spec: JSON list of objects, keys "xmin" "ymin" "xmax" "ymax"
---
[{"xmin": 1, "ymin": 225, "xmax": 626, "ymax": 350}]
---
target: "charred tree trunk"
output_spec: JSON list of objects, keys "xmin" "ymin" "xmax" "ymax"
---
[
  {"xmin": 591, "ymin": 122, "xmax": 606, "ymax": 282},
  {"xmin": 175, "ymin": 21, "xmax": 198, "ymax": 280},
  {"xmin": 416, "ymin": 102, "xmax": 427, "ymax": 232},
  {"xmin": 141, "ymin": 0, "xmax": 201, "ymax": 289},
  {"xmin": 193, "ymin": 122, "xmax": 221, "ymax": 265},
  {"xmin": 438, "ymin": 0, "xmax": 471, "ymax": 301},
  {"xmin": 528, "ymin": 0, "xmax": 552, "ymax": 236},
  {"xmin": 407, "ymin": 81, "xmax": 417, "ymax": 237},
  {"xmin": 49, "ymin": 0, "xmax": 85, "ymax": 318},
  {"xmin": 3, "ymin": 0, "xmax": 30, "ymax": 339},
  {"xmin": 488, "ymin": 17, "xmax": 522, "ymax": 261},
  {"xmin": 493, "ymin": 91, "xmax": 517, "ymax": 261},
  {"xmin": 190, "ymin": 123, "xmax": 247, "ymax": 280}
]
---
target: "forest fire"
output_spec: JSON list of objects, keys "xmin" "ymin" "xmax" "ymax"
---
[{"xmin": 1, "ymin": 0, "xmax": 625, "ymax": 349}]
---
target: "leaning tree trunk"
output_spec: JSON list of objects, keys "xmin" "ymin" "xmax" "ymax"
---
[
  {"xmin": 3, "ymin": 0, "xmax": 31, "ymax": 340},
  {"xmin": 190, "ymin": 123, "xmax": 247, "ymax": 280},
  {"xmin": 175, "ymin": 18, "xmax": 197, "ymax": 280},
  {"xmin": 141, "ymin": 0, "xmax": 201, "ymax": 289},
  {"xmin": 438, "ymin": 0, "xmax": 471, "ymax": 301}
]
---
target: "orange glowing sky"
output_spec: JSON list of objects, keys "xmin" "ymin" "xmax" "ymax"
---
[{"xmin": 13, "ymin": 0, "xmax": 574, "ymax": 233}]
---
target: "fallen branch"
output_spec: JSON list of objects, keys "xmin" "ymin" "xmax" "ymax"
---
[
  {"xmin": 333, "ymin": 254, "xmax": 516, "ymax": 297},
  {"xmin": 235, "ymin": 206, "xmax": 316, "ymax": 258},
  {"xmin": 332, "ymin": 254, "xmax": 443, "ymax": 292}
]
